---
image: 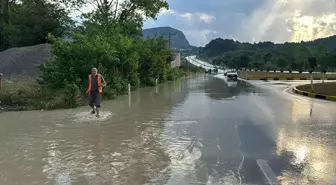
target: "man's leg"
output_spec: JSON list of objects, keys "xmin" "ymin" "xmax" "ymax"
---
[
  {"xmin": 88, "ymin": 92, "xmax": 96, "ymax": 114},
  {"xmin": 95, "ymin": 93, "xmax": 102, "ymax": 118}
]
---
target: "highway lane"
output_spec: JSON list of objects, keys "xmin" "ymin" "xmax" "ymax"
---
[
  {"xmin": 150, "ymin": 74, "xmax": 336, "ymax": 185},
  {"xmin": 186, "ymin": 56, "xmax": 225, "ymax": 73}
]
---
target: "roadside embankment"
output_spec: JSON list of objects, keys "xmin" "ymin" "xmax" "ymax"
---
[{"xmin": 293, "ymin": 82, "xmax": 336, "ymax": 101}]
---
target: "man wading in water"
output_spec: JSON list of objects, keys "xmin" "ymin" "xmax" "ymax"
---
[{"xmin": 86, "ymin": 68, "xmax": 106, "ymax": 118}]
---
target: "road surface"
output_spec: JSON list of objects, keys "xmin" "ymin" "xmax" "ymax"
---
[
  {"xmin": 0, "ymin": 74, "xmax": 336, "ymax": 185},
  {"xmin": 186, "ymin": 56, "xmax": 225, "ymax": 73}
]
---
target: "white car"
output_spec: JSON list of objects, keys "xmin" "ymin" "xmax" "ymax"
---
[{"xmin": 226, "ymin": 71, "xmax": 238, "ymax": 80}]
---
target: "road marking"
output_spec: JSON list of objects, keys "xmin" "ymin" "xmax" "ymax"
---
[
  {"xmin": 235, "ymin": 124, "xmax": 244, "ymax": 185},
  {"xmin": 257, "ymin": 159, "xmax": 281, "ymax": 185}
]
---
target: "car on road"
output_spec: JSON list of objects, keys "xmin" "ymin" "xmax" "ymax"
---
[{"xmin": 226, "ymin": 71, "xmax": 238, "ymax": 80}]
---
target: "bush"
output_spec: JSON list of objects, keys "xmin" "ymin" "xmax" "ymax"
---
[
  {"xmin": 41, "ymin": 34, "xmax": 174, "ymax": 92},
  {"xmin": 0, "ymin": 34, "xmax": 187, "ymax": 110}
]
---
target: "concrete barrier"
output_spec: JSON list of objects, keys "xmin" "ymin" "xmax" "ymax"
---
[
  {"xmin": 293, "ymin": 86, "xmax": 336, "ymax": 101},
  {"xmin": 244, "ymin": 77, "xmax": 336, "ymax": 81}
]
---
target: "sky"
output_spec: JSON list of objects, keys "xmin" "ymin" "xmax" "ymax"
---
[{"xmin": 143, "ymin": 0, "xmax": 336, "ymax": 46}]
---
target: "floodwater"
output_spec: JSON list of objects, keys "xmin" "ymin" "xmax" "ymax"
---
[{"xmin": 1, "ymin": 74, "xmax": 336, "ymax": 185}]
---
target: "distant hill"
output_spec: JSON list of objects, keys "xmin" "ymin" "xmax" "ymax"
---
[
  {"xmin": 142, "ymin": 27, "xmax": 192, "ymax": 49},
  {"xmin": 198, "ymin": 35, "xmax": 336, "ymax": 71},
  {"xmin": 302, "ymin": 35, "xmax": 336, "ymax": 50},
  {"xmin": 200, "ymin": 35, "xmax": 336, "ymax": 58}
]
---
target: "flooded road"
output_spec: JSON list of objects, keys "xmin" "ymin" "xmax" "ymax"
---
[{"xmin": 1, "ymin": 74, "xmax": 336, "ymax": 185}]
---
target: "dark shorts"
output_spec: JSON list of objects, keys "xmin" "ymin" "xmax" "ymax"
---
[{"xmin": 88, "ymin": 91, "xmax": 102, "ymax": 108}]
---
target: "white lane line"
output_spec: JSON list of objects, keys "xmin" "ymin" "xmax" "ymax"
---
[
  {"xmin": 235, "ymin": 123, "xmax": 244, "ymax": 185},
  {"xmin": 257, "ymin": 159, "xmax": 281, "ymax": 185}
]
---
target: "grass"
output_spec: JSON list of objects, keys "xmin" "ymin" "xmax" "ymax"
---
[
  {"xmin": 0, "ymin": 79, "xmax": 40, "ymax": 109},
  {"xmin": 238, "ymin": 71, "xmax": 336, "ymax": 80},
  {"xmin": 0, "ymin": 79, "xmax": 85, "ymax": 111},
  {"xmin": 296, "ymin": 82, "xmax": 336, "ymax": 96}
]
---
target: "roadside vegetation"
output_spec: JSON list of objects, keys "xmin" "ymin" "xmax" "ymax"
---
[{"xmin": 0, "ymin": 0, "xmax": 203, "ymax": 111}]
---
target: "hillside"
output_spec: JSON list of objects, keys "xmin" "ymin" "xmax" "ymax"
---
[
  {"xmin": 199, "ymin": 35, "xmax": 336, "ymax": 59},
  {"xmin": 143, "ymin": 27, "xmax": 191, "ymax": 49},
  {"xmin": 303, "ymin": 35, "xmax": 336, "ymax": 50},
  {"xmin": 0, "ymin": 44, "xmax": 52, "ymax": 78},
  {"xmin": 199, "ymin": 35, "xmax": 336, "ymax": 72}
]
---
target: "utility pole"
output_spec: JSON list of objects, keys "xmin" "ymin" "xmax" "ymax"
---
[{"xmin": 162, "ymin": 32, "xmax": 177, "ymax": 49}]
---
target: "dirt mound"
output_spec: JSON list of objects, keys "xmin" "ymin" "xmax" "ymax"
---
[{"xmin": 0, "ymin": 44, "xmax": 52, "ymax": 78}]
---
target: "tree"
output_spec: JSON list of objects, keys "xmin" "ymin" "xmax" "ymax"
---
[
  {"xmin": 1, "ymin": 0, "xmax": 73, "ymax": 49},
  {"xmin": 263, "ymin": 52, "xmax": 272, "ymax": 65},
  {"xmin": 308, "ymin": 56, "xmax": 317, "ymax": 72},
  {"xmin": 66, "ymin": 0, "xmax": 168, "ymax": 37},
  {"xmin": 0, "ymin": 0, "xmax": 10, "ymax": 51},
  {"xmin": 293, "ymin": 45, "xmax": 310, "ymax": 71},
  {"xmin": 276, "ymin": 56, "xmax": 287, "ymax": 72},
  {"xmin": 40, "ymin": 0, "xmax": 176, "ymax": 100}
]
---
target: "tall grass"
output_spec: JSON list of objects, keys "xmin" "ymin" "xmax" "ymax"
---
[{"xmin": 0, "ymin": 79, "xmax": 82, "ymax": 110}]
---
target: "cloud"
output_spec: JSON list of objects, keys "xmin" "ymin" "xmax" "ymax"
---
[
  {"xmin": 69, "ymin": 0, "xmax": 127, "ymax": 20},
  {"xmin": 237, "ymin": 0, "xmax": 336, "ymax": 43},
  {"xmin": 144, "ymin": 9, "xmax": 216, "ymax": 46},
  {"xmin": 145, "ymin": 0, "xmax": 336, "ymax": 46},
  {"xmin": 157, "ymin": 9, "xmax": 215, "ymax": 24},
  {"xmin": 69, "ymin": 4, "xmax": 94, "ymax": 19},
  {"xmin": 66, "ymin": 0, "xmax": 336, "ymax": 46}
]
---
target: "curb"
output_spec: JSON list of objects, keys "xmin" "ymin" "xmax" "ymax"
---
[
  {"xmin": 244, "ymin": 77, "xmax": 336, "ymax": 81},
  {"xmin": 292, "ymin": 87, "xmax": 336, "ymax": 101}
]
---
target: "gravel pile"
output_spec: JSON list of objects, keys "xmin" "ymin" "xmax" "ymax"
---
[{"xmin": 0, "ymin": 44, "xmax": 52, "ymax": 78}]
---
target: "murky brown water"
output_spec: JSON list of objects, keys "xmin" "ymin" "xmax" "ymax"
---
[
  {"xmin": 0, "ymin": 75, "xmax": 198, "ymax": 185},
  {"xmin": 1, "ymin": 74, "xmax": 336, "ymax": 185}
]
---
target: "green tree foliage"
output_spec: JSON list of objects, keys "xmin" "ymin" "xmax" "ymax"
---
[
  {"xmin": 39, "ymin": 0, "xmax": 187, "ymax": 101},
  {"xmin": 201, "ymin": 36, "xmax": 336, "ymax": 72},
  {"xmin": 0, "ymin": 0, "xmax": 10, "ymax": 50},
  {"xmin": 0, "ymin": 0, "xmax": 73, "ymax": 50},
  {"xmin": 136, "ymin": 37, "xmax": 174, "ymax": 86}
]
